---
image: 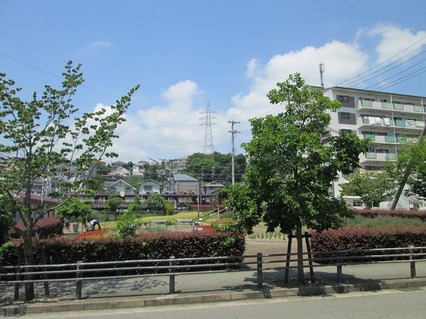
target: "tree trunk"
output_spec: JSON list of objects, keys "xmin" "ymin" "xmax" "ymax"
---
[
  {"xmin": 390, "ymin": 125, "xmax": 426, "ymax": 210},
  {"xmin": 296, "ymin": 226, "xmax": 304, "ymax": 283},
  {"xmin": 23, "ymin": 227, "xmax": 35, "ymax": 301}
]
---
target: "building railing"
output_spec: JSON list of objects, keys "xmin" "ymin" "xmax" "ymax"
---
[
  {"xmin": 359, "ymin": 100, "xmax": 425, "ymax": 114},
  {"xmin": 1, "ymin": 246, "xmax": 426, "ymax": 301}
]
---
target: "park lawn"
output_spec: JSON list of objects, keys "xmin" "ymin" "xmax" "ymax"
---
[{"xmin": 136, "ymin": 211, "xmax": 199, "ymax": 224}]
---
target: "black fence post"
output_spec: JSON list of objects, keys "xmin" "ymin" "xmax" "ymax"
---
[
  {"xmin": 41, "ymin": 246, "xmax": 49, "ymax": 297},
  {"xmin": 409, "ymin": 245, "xmax": 416, "ymax": 278},
  {"xmin": 257, "ymin": 252, "xmax": 263, "ymax": 288},
  {"xmin": 76, "ymin": 261, "xmax": 82, "ymax": 300},
  {"xmin": 169, "ymin": 256, "xmax": 175, "ymax": 294},
  {"xmin": 336, "ymin": 263, "xmax": 342, "ymax": 283}
]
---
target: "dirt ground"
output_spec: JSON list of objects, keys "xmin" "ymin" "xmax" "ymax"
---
[
  {"xmin": 243, "ymin": 234, "xmax": 309, "ymax": 271},
  {"xmin": 244, "ymin": 224, "xmax": 304, "ymax": 256}
]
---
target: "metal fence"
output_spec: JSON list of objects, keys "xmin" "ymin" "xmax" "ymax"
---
[{"xmin": 1, "ymin": 245, "xmax": 426, "ymax": 301}]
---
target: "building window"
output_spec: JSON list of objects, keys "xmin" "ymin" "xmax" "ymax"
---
[
  {"xmin": 340, "ymin": 129, "xmax": 356, "ymax": 134},
  {"xmin": 338, "ymin": 112, "xmax": 356, "ymax": 124},
  {"xmin": 353, "ymin": 200, "xmax": 363, "ymax": 207},
  {"xmin": 337, "ymin": 95, "xmax": 355, "ymax": 108},
  {"xmin": 337, "ymin": 95, "xmax": 349, "ymax": 102},
  {"xmin": 340, "ymin": 112, "xmax": 350, "ymax": 119}
]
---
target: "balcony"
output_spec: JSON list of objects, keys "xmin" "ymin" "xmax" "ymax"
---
[
  {"xmin": 365, "ymin": 135, "xmax": 397, "ymax": 144},
  {"xmin": 358, "ymin": 100, "xmax": 425, "ymax": 115},
  {"xmin": 360, "ymin": 117, "xmax": 424, "ymax": 132},
  {"xmin": 366, "ymin": 152, "xmax": 377, "ymax": 159},
  {"xmin": 386, "ymin": 153, "xmax": 397, "ymax": 160},
  {"xmin": 385, "ymin": 136, "xmax": 396, "ymax": 143},
  {"xmin": 362, "ymin": 134, "xmax": 418, "ymax": 145},
  {"xmin": 360, "ymin": 152, "xmax": 396, "ymax": 163}
]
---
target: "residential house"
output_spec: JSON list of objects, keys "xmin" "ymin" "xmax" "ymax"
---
[
  {"xmin": 162, "ymin": 173, "xmax": 198, "ymax": 194},
  {"xmin": 132, "ymin": 160, "xmax": 149, "ymax": 176},
  {"xmin": 104, "ymin": 179, "xmax": 137, "ymax": 196},
  {"xmin": 203, "ymin": 181, "xmax": 226, "ymax": 195},
  {"xmin": 139, "ymin": 179, "xmax": 161, "ymax": 195},
  {"xmin": 109, "ymin": 166, "xmax": 131, "ymax": 177}
]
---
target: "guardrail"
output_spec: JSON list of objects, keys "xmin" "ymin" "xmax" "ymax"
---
[{"xmin": 1, "ymin": 246, "xmax": 426, "ymax": 301}]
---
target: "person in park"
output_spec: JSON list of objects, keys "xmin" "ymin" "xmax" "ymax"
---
[{"xmin": 89, "ymin": 219, "xmax": 101, "ymax": 231}]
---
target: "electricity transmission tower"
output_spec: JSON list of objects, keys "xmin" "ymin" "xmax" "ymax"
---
[{"xmin": 200, "ymin": 102, "xmax": 217, "ymax": 157}]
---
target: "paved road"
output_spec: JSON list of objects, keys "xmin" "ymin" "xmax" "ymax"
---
[
  {"xmin": 3, "ymin": 238, "xmax": 426, "ymax": 316},
  {"xmin": 20, "ymin": 287, "xmax": 426, "ymax": 319}
]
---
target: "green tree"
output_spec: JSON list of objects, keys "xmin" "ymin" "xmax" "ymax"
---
[
  {"xmin": 386, "ymin": 137, "xmax": 426, "ymax": 202},
  {"xmin": 0, "ymin": 61, "xmax": 139, "ymax": 301},
  {"xmin": 146, "ymin": 193, "xmax": 165, "ymax": 212},
  {"xmin": 105, "ymin": 194, "xmax": 124, "ymax": 220},
  {"xmin": 235, "ymin": 73, "xmax": 367, "ymax": 283},
  {"xmin": 0, "ymin": 195, "xmax": 16, "ymax": 245},
  {"xmin": 117, "ymin": 208, "xmax": 138, "ymax": 238},
  {"xmin": 127, "ymin": 196, "xmax": 143, "ymax": 215},
  {"xmin": 84, "ymin": 175, "xmax": 106, "ymax": 193},
  {"xmin": 148, "ymin": 163, "xmax": 160, "ymax": 180},
  {"xmin": 125, "ymin": 175, "xmax": 144, "ymax": 189},
  {"xmin": 55, "ymin": 197, "xmax": 93, "ymax": 223},
  {"xmin": 227, "ymin": 183, "xmax": 263, "ymax": 233},
  {"xmin": 340, "ymin": 170, "xmax": 394, "ymax": 208},
  {"xmin": 184, "ymin": 152, "xmax": 246, "ymax": 184},
  {"xmin": 185, "ymin": 152, "xmax": 216, "ymax": 178}
]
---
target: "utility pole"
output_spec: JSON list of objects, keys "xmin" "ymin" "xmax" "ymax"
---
[{"xmin": 228, "ymin": 119, "xmax": 240, "ymax": 185}]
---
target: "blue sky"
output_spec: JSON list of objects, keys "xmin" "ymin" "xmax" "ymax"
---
[{"xmin": 1, "ymin": 0, "xmax": 426, "ymax": 162}]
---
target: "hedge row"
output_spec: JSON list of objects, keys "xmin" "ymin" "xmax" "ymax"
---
[
  {"xmin": 0, "ymin": 229, "xmax": 245, "ymax": 267},
  {"xmin": 310, "ymin": 226, "xmax": 426, "ymax": 263},
  {"xmin": 354, "ymin": 209, "xmax": 426, "ymax": 220},
  {"xmin": 9, "ymin": 217, "xmax": 63, "ymax": 239}
]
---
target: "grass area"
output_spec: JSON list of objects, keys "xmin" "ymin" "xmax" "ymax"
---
[
  {"xmin": 99, "ymin": 211, "xmax": 426, "ymax": 239},
  {"xmin": 136, "ymin": 211, "xmax": 212, "ymax": 224},
  {"xmin": 91, "ymin": 210, "xmax": 228, "ymax": 236}
]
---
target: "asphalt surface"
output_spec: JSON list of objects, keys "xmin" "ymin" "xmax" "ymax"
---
[{"xmin": 2, "ymin": 238, "xmax": 426, "ymax": 317}]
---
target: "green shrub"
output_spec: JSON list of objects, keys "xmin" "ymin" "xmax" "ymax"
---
[
  {"xmin": 117, "ymin": 210, "xmax": 138, "ymax": 238},
  {"xmin": 310, "ymin": 226, "xmax": 426, "ymax": 263},
  {"xmin": 0, "ymin": 241, "xmax": 14, "ymax": 266},
  {"xmin": 2, "ymin": 230, "xmax": 245, "ymax": 267}
]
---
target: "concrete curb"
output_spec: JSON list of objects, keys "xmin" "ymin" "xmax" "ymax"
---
[{"xmin": 4, "ymin": 278, "xmax": 426, "ymax": 317}]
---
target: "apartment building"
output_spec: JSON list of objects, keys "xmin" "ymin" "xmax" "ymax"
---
[{"xmin": 323, "ymin": 86, "xmax": 426, "ymax": 200}]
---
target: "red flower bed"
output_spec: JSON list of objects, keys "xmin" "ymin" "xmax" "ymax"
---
[{"xmin": 75, "ymin": 230, "xmax": 106, "ymax": 240}]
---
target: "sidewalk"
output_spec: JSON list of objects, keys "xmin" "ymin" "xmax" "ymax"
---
[{"xmin": 3, "ymin": 259, "xmax": 426, "ymax": 316}]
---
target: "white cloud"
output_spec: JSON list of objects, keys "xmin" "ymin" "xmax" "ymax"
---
[
  {"xmin": 87, "ymin": 40, "xmax": 114, "ymax": 51},
  {"xmin": 368, "ymin": 24, "xmax": 426, "ymax": 64},
  {"xmin": 106, "ymin": 24, "xmax": 425, "ymax": 162},
  {"xmin": 110, "ymin": 80, "xmax": 205, "ymax": 161},
  {"xmin": 229, "ymin": 40, "xmax": 368, "ymax": 124}
]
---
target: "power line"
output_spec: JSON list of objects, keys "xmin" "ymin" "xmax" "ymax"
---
[
  {"xmin": 0, "ymin": 31, "xmax": 134, "ymax": 95},
  {"xmin": 337, "ymin": 35, "xmax": 426, "ymax": 88},
  {"xmin": 369, "ymin": 67, "xmax": 426, "ymax": 91}
]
